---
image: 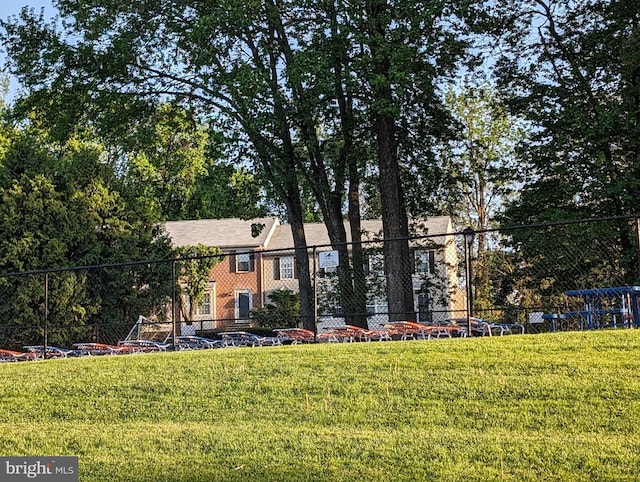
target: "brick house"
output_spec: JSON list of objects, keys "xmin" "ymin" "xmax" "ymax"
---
[
  {"xmin": 163, "ymin": 216, "xmax": 461, "ymax": 332},
  {"xmin": 164, "ymin": 217, "xmax": 279, "ymax": 332},
  {"xmin": 263, "ymin": 217, "xmax": 461, "ymax": 328}
]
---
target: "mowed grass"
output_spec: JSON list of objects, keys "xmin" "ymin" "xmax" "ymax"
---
[{"xmin": 2, "ymin": 331, "xmax": 640, "ymax": 481}]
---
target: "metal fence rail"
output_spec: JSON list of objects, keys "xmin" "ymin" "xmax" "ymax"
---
[{"xmin": 0, "ymin": 215, "xmax": 638, "ymax": 354}]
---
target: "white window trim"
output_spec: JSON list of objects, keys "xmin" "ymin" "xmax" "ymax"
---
[
  {"xmin": 194, "ymin": 282, "xmax": 216, "ymax": 319},
  {"xmin": 280, "ymin": 256, "xmax": 294, "ymax": 280},
  {"xmin": 235, "ymin": 289, "xmax": 253, "ymax": 322},
  {"xmin": 414, "ymin": 250, "xmax": 434, "ymax": 274},
  {"xmin": 195, "ymin": 292, "xmax": 212, "ymax": 316},
  {"xmin": 236, "ymin": 253, "xmax": 252, "ymax": 272},
  {"xmin": 366, "ymin": 298, "xmax": 386, "ymax": 315}
]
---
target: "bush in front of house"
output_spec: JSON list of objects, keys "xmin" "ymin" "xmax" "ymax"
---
[{"xmin": 251, "ymin": 289, "xmax": 300, "ymax": 329}]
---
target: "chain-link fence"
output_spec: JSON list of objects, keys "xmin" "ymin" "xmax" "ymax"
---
[
  {"xmin": 1, "ymin": 215, "xmax": 639, "ymax": 355},
  {"xmin": 473, "ymin": 216, "xmax": 640, "ymax": 334}
]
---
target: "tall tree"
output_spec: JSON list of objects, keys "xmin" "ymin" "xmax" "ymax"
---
[
  {"xmin": 0, "ymin": 121, "xmax": 173, "ymax": 347},
  {"xmin": 119, "ymin": 103, "xmax": 266, "ymax": 221},
  {"xmin": 363, "ymin": 0, "xmax": 414, "ymax": 321},
  {"xmin": 1, "ymin": 0, "xmax": 477, "ymax": 327},
  {"xmin": 260, "ymin": 0, "xmax": 369, "ymax": 326},
  {"xmin": 444, "ymin": 83, "xmax": 524, "ymax": 310},
  {"xmin": 492, "ymin": 0, "xmax": 640, "ymax": 283},
  {"xmin": 359, "ymin": 0, "xmax": 477, "ymax": 320}
]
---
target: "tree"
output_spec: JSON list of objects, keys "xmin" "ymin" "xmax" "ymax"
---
[
  {"xmin": 492, "ymin": 0, "xmax": 640, "ymax": 283},
  {"xmin": 355, "ymin": 0, "xmax": 481, "ymax": 320},
  {"xmin": 175, "ymin": 244, "xmax": 224, "ymax": 323},
  {"xmin": 1, "ymin": 0, "xmax": 478, "ymax": 327},
  {"xmin": 361, "ymin": 0, "xmax": 414, "ymax": 321},
  {"xmin": 443, "ymin": 83, "xmax": 524, "ymax": 311},
  {"xmin": 0, "ymin": 121, "xmax": 174, "ymax": 347},
  {"xmin": 251, "ymin": 289, "xmax": 300, "ymax": 329},
  {"xmin": 120, "ymin": 103, "xmax": 266, "ymax": 221}
]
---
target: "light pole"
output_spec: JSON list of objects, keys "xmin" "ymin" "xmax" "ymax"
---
[{"xmin": 463, "ymin": 227, "xmax": 476, "ymax": 337}]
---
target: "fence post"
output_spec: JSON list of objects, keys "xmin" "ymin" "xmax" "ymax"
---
[
  {"xmin": 43, "ymin": 272, "xmax": 49, "ymax": 358},
  {"xmin": 171, "ymin": 260, "xmax": 177, "ymax": 350},
  {"xmin": 463, "ymin": 227, "xmax": 476, "ymax": 337},
  {"xmin": 312, "ymin": 246, "xmax": 317, "ymax": 335}
]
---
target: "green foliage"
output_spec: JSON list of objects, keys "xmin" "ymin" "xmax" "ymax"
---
[
  {"xmin": 251, "ymin": 289, "xmax": 300, "ymax": 329},
  {"xmin": 493, "ymin": 0, "xmax": 640, "ymax": 222},
  {"xmin": 84, "ymin": 261, "xmax": 175, "ymax": 345},
  {"xmin": 0, "ymin": 122, "xmax": 174, "ymax": 347},
  {"xmin": 175, "ymin": 244, "xmax": 224, "ymax": 322},
  {"xmin": 432, "ymin": 84, "xmax": 526, "ymax": 312},
  {"xmin": 475, "ymin": 0, "xmax": 640, "ymax": 299},
  {"xmin": 121, "ymin": 104, "xmax": 266, "ymax": 221},
  {"xmin": 501, "ymin": 219, "xmax": 636, "ymax": 307},
  {"xmin": 2, "ymin": 332, "xmax": 640, "ymax": 480},
  {"xmin": 442, "ymin": 83, "xmax": 524, "ymax": 227}
]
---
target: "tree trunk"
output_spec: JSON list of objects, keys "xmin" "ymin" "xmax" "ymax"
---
[
  {"xmin": 268, "ymin": 2, "xmax": 361, "ymax": 327},
  {"xmin": 245, "ymin": 130, "xmax": 315, "ymax": 331},
  {"xmin": 367, "ymin": 0, "xmax": 415, "ymax": 322},
  {"xmin": 287, "ymin": 201, "xmax": 315, "ymax": 331},
  {"xmin": 348, "ymin": 169, "xmax": 368, "ymax": 328},
  {"xmin": 376, "ymin": 115, "xmax": 415, "ymax": 321}
]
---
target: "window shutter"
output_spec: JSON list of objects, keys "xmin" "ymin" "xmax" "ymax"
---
[
  {"xmin": 249, "ymin": 253, "xmax": 255, "ymax": 272},
  {"xmin": 363, "ymin": 256, "xmax": 370, "ymax": 276},
  {"xmin": 429, "ymin": 251, "xmax": 435, "ymax": 273},
  {"xmin": 293, "ymin": 257, "xmax": 298, "ymax": 279},
  {"xmin": 229, "ymin": 251, "xmax": 236, "ymax": 273},
  {"xmin": 274, "ymin": 258, "xmax": 280, "ymax": 280}
]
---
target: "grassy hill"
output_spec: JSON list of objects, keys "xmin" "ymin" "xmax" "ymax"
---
[{"xmin": 2, "ymin": 331, "xmax": 640, "ymax": 481}]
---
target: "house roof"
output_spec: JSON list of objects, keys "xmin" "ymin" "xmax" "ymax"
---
[
  {"xmin": 163, "ymin": 216, "xmax": 453, "ymax": 251},
  {"xmin": 266, "ymin": 216, "xmax": 453, "ymax": 251},
  {"xmin": 163, "ymin": 217, "xmax": 280, "ymax": 250}
]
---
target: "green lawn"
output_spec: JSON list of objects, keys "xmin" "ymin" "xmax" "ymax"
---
[{"xmin": 2, "ymin": 331, "xmax": 640, "ymax": 481}]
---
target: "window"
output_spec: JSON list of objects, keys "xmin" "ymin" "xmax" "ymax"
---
[
  {"xmin": 181, "ymin": 282, "xmax": 216, "ymax": 321},
  {"xmin": 235, "ymin": 290, "xmax": 253, "ymax": 321},
  {"xmin": 366, "ymin": 299, "xmax": 386, "ymax": 315},
  {"xmin": 236, "ymin": 253, "xmax": 254, "ymax": 272},
  {"xmin": 195, "ymin": 293, "xmax": 211, "ymax": 316},
  {"xmin": 274, "ymin": 256, "xmax": 295, "ymax": 280},
  {"xmin": 280, "ymin": 256, "xmax": 294, "ymax": 279},
  {"xmin": 414, "ymin": 250, "xmax": 435, "ymax": 274}
]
